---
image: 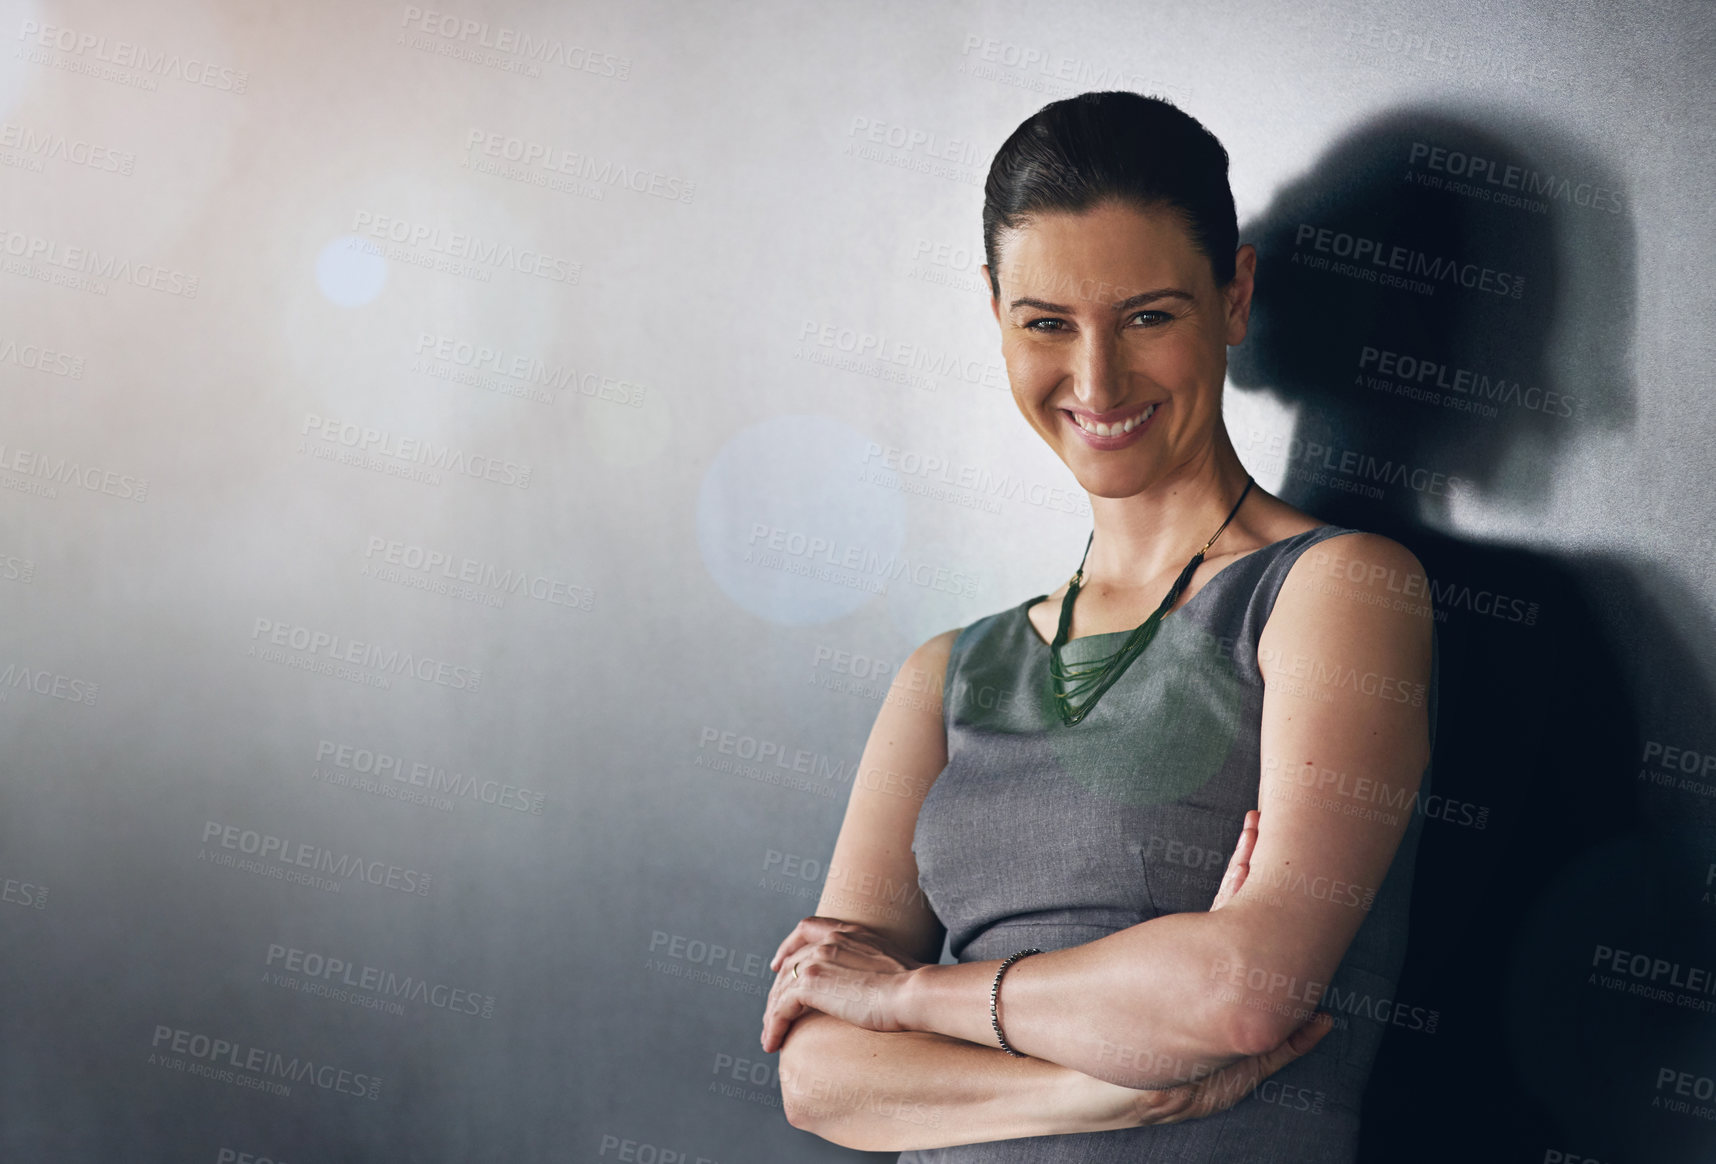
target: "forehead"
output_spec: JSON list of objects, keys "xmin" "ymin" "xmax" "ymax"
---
[{"xmin": 997, "ymin": 201, "xmax": 1200, "ymax": 297}]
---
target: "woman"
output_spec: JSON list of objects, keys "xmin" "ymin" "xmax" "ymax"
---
[{"xmin": 758, "ymin": 91, "xmax": 1437, "ymax": 1162}]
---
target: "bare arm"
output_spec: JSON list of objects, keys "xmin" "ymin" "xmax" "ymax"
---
[
  {"xmin": 893, "ymin": 533, "xmax": 1435, "ymax": 1088},
  {"xmin": 780, "ymin": 1011, "xmax": 1147, "ymax": 1150}
]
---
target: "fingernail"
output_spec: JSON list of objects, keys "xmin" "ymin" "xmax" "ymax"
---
[{"xmin": 1291, "ymin": 1017, "xmax": 1331, "ymax": 1051}]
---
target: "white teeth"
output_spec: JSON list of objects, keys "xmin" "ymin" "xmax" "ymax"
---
[{"xmin": 1073, "ymin": 401, "xmax": 1157, "ymax": 437}]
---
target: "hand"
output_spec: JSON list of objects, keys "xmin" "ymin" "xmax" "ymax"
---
[
  {"xmin": 759, "ymin": 916, "xmax": 927, "ymax": 1054},
  {"xmin": 1127, "ymin": 1011, "xmax": 1335, "ymax": 1125},
  {"xmin": 1210, "ymin": 809, "xmax": 1259, "ymax": 911}
]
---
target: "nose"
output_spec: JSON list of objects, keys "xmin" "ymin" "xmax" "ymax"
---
[{"xmin": 1070, "ymin": 329, "xmax": 1124, "ymax": 411}]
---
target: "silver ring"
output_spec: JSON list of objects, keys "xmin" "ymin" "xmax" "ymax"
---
[{"xmin": 792, "ymin": 961, "xmax": 801, "ymax": 980}]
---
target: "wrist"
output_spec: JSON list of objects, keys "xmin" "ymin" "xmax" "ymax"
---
[
  {"xmin": 895, "ymin": 961, "xmax": 940, "ymax": 1034},
  {"xmin": 897, "ymin": 960, "xmax": 1000, "ymax": 1047}
]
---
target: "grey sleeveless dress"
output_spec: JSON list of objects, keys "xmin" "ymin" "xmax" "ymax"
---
[{"xmin": 902, "ymin": 526, "xmax": 1438, "ymax": 1163}]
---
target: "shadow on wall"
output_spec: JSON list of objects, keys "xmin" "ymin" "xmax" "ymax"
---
[{"xmin": 1230, "ymin": 106, "xmax": 1716, "ymax": 1163}]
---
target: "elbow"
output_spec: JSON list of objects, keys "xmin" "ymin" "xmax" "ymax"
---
[
  {"xmin": 781, "ymin": 1087, "xmax": 864, "ymax": 1151},
  {"xmin": 781, "ymin": 1095, "xmax": 835, "ymax": 1144},
  {"xmin": 1131, "ymin": 976, "xmax": 1301, "ymax": 1074},
  {"xmin": 1203, "ymin": 934, "xmax": 1319, "ymax": 1060},
  {"xmin": 1209, "ymin": 962, "xmax": 1312, "ymax": 1059},
  {"xmin": 781, "ymin": 1093, "xmax": 815, "ymax": 1136},
  {"xmin": 778, "ymin": 1042, "xmax": 823, "ymax": 1136},
  {"xmin": 1223, "ymin": 1001, "xmax": 1299, "ymax": 1059},
  {"xmin": 778, "ymin": 1027, "xmax": 861, "ymax": 1148},
  {"xmin": 1106, "ymin": 1006, "xmax": 1286, "ymax": 1089}
]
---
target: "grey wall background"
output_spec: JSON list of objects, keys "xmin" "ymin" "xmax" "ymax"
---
[{"xmin": 2, "ymin": 0, "xmax": 1712, "ymax": 1160}]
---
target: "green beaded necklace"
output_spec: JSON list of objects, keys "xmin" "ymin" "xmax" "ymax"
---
[{"xmin": 1049, "ymin": 475, "xmax": 1255, "ymax": 726}]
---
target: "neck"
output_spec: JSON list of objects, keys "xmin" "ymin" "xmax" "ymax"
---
[{"xmin": 1081, "ymin": 425, "xmax": 1255, "ymax": 590}]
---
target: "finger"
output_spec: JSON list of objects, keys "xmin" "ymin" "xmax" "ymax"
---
[
  {"xmin": 1233, "ymin": 810, "xmax": 1259, "ymax": 863},
  {"xmin": 1222, "ymin": 811, "xmax": 1260, "ymax": 889},
  {"xmin": 1158, "ymin": 1011, "xmax": 1333, "ymax": 1124},
  {"xmin": 772, "ymin": 920, "xmax": 837, "ymax": 975},
  {"xmin": 761, "ymin": 986, "xmax": 811, "ymax": 1053},
  {"xmin": 1286, "ymin": 1011, "xmax": 1335, "ymax": 1055},
  {"xmin": 770, "ymin": 917, "xmax": 837, "ymax": 971},
  {"xmin": 770, "ymin": 916, "xmax": 859, "ymax": 972},
  {"xmin": 760, "ymin": 965, "xmax": 790, "ymax": 1047},
  {"xmin": 1163, "ymin": 1055, "xmax": 1263, "ymax": 1122},
  {"xmin": 761, "ymin": 995, "xmax": 799, "ymax": 1057},
  {"xmin": 762, "ymin": 938, "xmax": 846, "ymax": 1049},
  {"xmin": 765, "ymin": 953, "xmax": 800, "ymax": 1009},
  {"xmin": 768, "ymin": 920, "xmax": 810, "ymax": 973},
  {"xmin": 1210, "ymin": 814, "xmax": 1257, "ymax": 909},
  {"xmin": 1222, "ymin": 811, "xmax": 1257, "ymax": 872},
  {"xmin": 763, "ymin": 950, "xmax": 828, "ymax": 1050},
  {"xmin": 762, "ymin": 941, "xmax": 821, "ymax": 1037},
  {"xmin": 1241, "ymin": 1012, "xmax": 1334, "ymax": 1083}
]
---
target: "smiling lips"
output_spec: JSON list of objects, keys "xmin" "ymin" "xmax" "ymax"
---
[{"xmin": 1065, "ymin": 401, "xmax": 1160, "ymax": 442}]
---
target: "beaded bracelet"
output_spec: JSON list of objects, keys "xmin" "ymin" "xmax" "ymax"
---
[{"xmin": 990, "ymin": 947, "xmax": 1043, "ymax": 1057}]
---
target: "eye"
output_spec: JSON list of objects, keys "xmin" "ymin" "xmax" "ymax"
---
[{"xmin": 1020, "ymin": 311, "xmax": 1172, "ymax": 332}]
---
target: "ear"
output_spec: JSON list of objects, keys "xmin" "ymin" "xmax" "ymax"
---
[
  {"xmin": 983, "ymin": 265, "xmax": 1000, "ymax": 326},
  {"xmin": 1223, "ymin": 244, "xmax": 1258, "ymax": 346}
]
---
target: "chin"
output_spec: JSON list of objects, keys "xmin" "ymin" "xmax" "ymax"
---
[{"xmin": 1068, "ymin": 465, "xmax": 1156, "ymax": 500}]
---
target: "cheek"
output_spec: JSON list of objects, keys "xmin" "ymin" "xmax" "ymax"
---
[
  {"xmin": 1011, "ymin": 388, "xmax": 1059, "ymax": 436},
  {"xmin": 1140, "ymin": 340, "xmax": 1219, "ymax": 397},
  {"xmin": 1004, "ymin": 351, "xmax": 1059, "ymax": 397}
]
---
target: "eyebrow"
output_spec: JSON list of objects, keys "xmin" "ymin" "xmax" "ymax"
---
[{"xmin": 1008, "ymin": 288, "xmax": 1194, "ymax": 313}]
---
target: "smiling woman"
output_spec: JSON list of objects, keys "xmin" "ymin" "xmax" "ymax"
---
[{"xmin": 760, "ymin": 91, "xmax": 1437, "ymax": 1163}]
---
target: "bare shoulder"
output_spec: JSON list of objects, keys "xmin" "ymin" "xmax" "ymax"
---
[
  {"xmin": 882, "ymin": 627, "xmax": 959, "ymax": 721},
  {"xmin": 1264, "ymin": 530, "xmax": 1433, "ymax": 673},
  {"xmin": 905, "ymin": 626, "xmax": 960, "ymax": 680},
  {"xmin": 1281, "ymin": 530, "xmax": 1429, "ymax": 603},
  {"xmin": 1290, "ymin": 532, "xmax": 1427, "ymax": 580}
]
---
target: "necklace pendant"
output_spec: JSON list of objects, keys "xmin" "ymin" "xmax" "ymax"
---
[{"xmin": 1047, "ymin": 474, "xmax": 1254, "ymax": 727}]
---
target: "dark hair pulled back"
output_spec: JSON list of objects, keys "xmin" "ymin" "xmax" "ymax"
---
[{"xmin": 982, "ymin": 91, "xmax": 1238, "ymax": 298}]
